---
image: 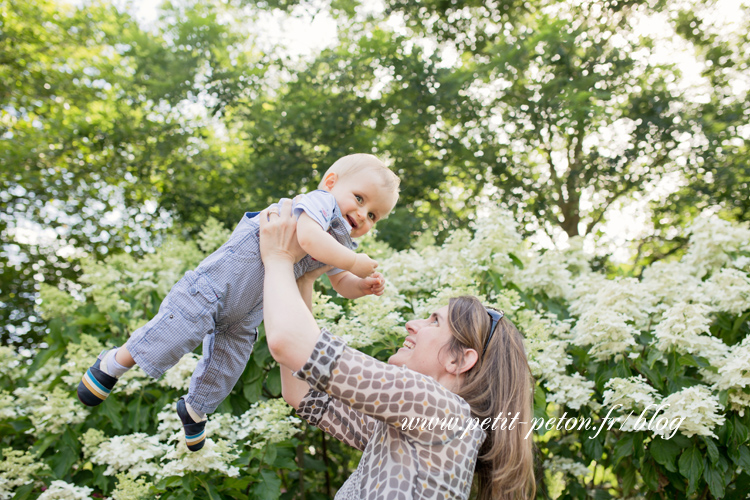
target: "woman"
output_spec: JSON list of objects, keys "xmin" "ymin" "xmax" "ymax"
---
[{"xmin": 260, "ymin": 200, "xmax": 536, "ymax": 500}]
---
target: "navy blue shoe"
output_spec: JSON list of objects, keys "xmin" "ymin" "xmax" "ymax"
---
[
  {"xmin": 77, "ymin": 351, "xmax": 118, "ymax": 407},
  {"xmin": 176, "ymin": 398, "xmax": 207, "ymax": 452}
]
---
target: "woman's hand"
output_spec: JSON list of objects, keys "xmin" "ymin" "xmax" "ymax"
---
[{"xmin": 259, "ymin": 199, "xmax": 307, "ymax": 266}]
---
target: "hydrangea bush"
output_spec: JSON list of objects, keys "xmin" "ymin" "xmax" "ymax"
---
[{"xmin": 1, "ymin": 210, "xmax": 748, "ymax": 499}]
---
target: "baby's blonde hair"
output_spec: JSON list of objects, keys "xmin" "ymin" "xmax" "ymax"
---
[{"xmin": 318, "ymin": 154, "xmax": 400, "ymax": 196}]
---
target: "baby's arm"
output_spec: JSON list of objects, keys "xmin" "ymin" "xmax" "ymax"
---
[
  {"xmin": 329, "ymin": 271, "xmax": 386, "ymax": 300},
  {"xmin": 296, "ymin": 212, "xmax": 378, "ymax": 278}
]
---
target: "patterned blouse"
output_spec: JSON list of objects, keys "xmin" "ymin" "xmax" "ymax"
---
[{"xmin": 294, "ymin": 329, "xmax": 486, "ymax": 500}]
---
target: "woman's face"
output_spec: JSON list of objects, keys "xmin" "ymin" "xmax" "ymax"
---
[{"xmin": 388, "ymin": 305, "xmax": 455, "ymax": 380}]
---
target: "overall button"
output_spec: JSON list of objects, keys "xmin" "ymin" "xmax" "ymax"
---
[
  {"xmin": 331, "ymin": 220, "xmax": 339, "ymax": 228},
  {"xmin": 189, "ymin": 285, "xmax": 198, "ymax": 295}
]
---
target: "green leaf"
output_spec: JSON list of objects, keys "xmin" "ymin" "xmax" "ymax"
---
[
  {"xmin": 613, "ymin": 433, "xmax": 635, "ymax": 466},
  {"xmin": 266, "ymin": 366, "xmax": 282, "ymax": 397},
  {"xmin": 678, "ymin": 354, "xmax": 699, "ymax": 367},
  {"xmin": 679, "ymin": 446, "xmax": 704, "ymax": 494},
  {"xmin": 640, "ymin": 458, "xmax": 659, "ymax": 491},
  {"xmin": 243, "ymin": 378, "xmax": 263, "ymax": 402},
  {"xmin": 704, "ymin": 459, "xmax": 727, "ymax": 499},
  {"xmin": 99, "ymin": 397, "xmax": 126, "ymax": 431},
  {"xmin": 728, "ymin": 445, "xmax": 750, "ymax": 471},
  {"xmin": 719, "ymin": 390, "xmax": 729, "ymax": 407},
  {"xmin": 621, "ymin": 462, "xmax": 636, "ymax": 494},
  {"xmin": 732, "ymin": 417, "xmax": 748, "ymax": 445},
  {"xmin": 263, "ymin": 444, "xmax": 278, "ymax": 466},
  {"xmin": 533, "ymin": 384, "xmax": 548, "ymax": 421},
  {"xmin": 704, "ymin": 436, "xmax": 720, "ymax": 463},
  {"xmin": 11, "ymin": 483, "xmax": 34, "ymax": 500},
  {"xmin": 200, "ymin": 478, "xmax": 221, "ymax": 500},
  {"xmin": 650, "ymin": 437, "xmax": 681, "ymax": 473},
  {"xmin": 250, "ymin": 470, "xmax": 282, "ymax": 500},
  {"xmin": 508, "ymin": 252, "xmax": 524, "ymax": 269}
]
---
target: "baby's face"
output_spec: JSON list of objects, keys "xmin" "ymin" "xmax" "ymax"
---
[{"xmin": 327, "ymin": 170, "xmax": 396, "ymax": 238}]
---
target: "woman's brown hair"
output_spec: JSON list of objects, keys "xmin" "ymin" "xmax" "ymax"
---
[{"xmin": 446, "ymin": 296, "xmax": 536, "ymax": 500}]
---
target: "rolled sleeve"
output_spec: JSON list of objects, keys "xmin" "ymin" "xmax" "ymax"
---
[
  {"xmin": 292, "ymin": 190, "xmax": 336, "ymax": 230},
  {"xmin": 293, "ymin": 328, "xmax": 347, "ymax": 393}
]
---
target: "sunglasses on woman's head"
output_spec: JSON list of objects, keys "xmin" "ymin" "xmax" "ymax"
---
[{"xmin": 483, "ymin": 309, "xmax": 504, "ymax": 357}]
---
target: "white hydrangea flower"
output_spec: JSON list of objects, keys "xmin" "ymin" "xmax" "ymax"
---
[
  {"xmin": 545, "ymin": 373, "xmax": 597, "ymax": 410},
  {"xmin": 116, "ymin": 366, "xmax": 154, "ymax": 396},
  {"xmin": 527, "ymin": 338, "xmax": 570, "ymax": 381},
  {"xmin": 711, "ymin": 335, "xmax": 750, "ymax": 414},
  {"xmin": 682, "ymin": 217, "xmax": 750, "ymax": 278},
  {"xmin": 379, "ymin": 248, "xmax": 434, "ymax": 295},
  {"xmin": 27, "ymin": 359, "xmax": 63, "ymax": 388},
  {"xmin": 515, "ymin": 310, "xmax": 572, "ymax": 380},
  {"xmin": 37, "ymin": 283, "xmax": 81, "ymax": 320},
  {"xmin": 37, "ymin": 480, "xmax": 93, "ymax": 500},
  {"xmin": 653, "ymin": 303, "xmax": 729, "ymax": 362},
  {"xmin": 543, "ymin": 456, "xmax": 591, "ymax": 479},
  {"xmin": 88, "ymin": 433, "xmax": 168, "ymax": 477},
  {"xmin": 0, "ymin": 392, "xmax": 17, "ymax": 421},
  {"xmin": 733, "ymin": 255, "xmax": 750, "ymax": 272},
  {"xmin": 11, "ymin": 386, "xmax": 45, "ymax": 417},
  {"xmin": 312, "ymin": 290, "xmax": 343, "ymax": 323},
  {"xmin": 570, "ymin": 277, "xmax": 654, "ymax": 329},
  {"xmin": 0, "ymin": 449, "xmax": 47, "ymax": 500},
  {"xmin": 602, "ymin": 376, "xmax": 661, "ymax": 411},
  {"xmin": 727, "ymin": 392, "xmax": 750, "ymax": 417},
  {"xmin": 641, "ymin": 261, "xmax": 706, "ymax": 313},
  {"xmin": 110, "ymin": 473, "xmax": 152, "ymax": 500},
  {"xmin": 571, "ymin": 308, "xmax": 639, "ymax": 361},
  {"xmin": 206, "ymin": 412, "xmax": 241, "ymax": 444},
  {"xmin": 80, "ymin": 428, "xmax": 107, "ymax": 459},
  {"xmin": 28, "ymin": 387, "xmax": 89, "ymax": 436},
  {"xmin": 512, "ymin": 248, "xmax": 572, "ymax": 299},
  {"xmin": 60, "ymin": 335, "xmax": 105, "ymax": 387},
  {"xmin": 0, "ymin": 346, "xmax": 26, "ymax": 381},
  {"xmin": 158, "ymin": 439, "xmax": 239, "ymax": 479},
  {"xmin": 409, "ymin": 286, "xmax": 483, "ymax": 322},
  {"xmin": 158, "ymin": 353, "xmax": 199, "ymax": 391},
  {"xmin": 704, "ymin": 268, "xmax": 750, "ymax": 315},
  {"xmin": 656, "ymin": 386, "xmax": 725, "ymax": 438},
  {"xmin": 334, "ymin": 295, "xmax": 405, "ymax": 348},
  {"xmin": 233, "ymin": 398, "xmax": 302, "ymax": 449},
  {"xmin": 380, "ymin": 207, "xmax": 524, "ymax": 295},
  {"xmin": 156, "ymin": 403, "xmax": 183, "ymax": 442}
]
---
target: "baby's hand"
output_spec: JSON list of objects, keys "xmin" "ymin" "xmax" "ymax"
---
[
  {"xmin": 359, "ymin": 272, "xmax": 386, "ymax": 296},
  {"xmin": 351, "ymin": 253, "xmax": 378, "ymax": 279}
]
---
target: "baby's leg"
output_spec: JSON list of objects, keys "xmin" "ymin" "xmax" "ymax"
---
[
  {"xmin": 78, "ymin": 271, "xmax": 219, "ymax": 407},
  {"xmin": 126, "ymin": 271, "xmax": 219, "ymax": 379},
  {"xmin": 184, "ymin": 317, "xmax": 259, "ymax": 416},
  {"xmin": 114, "ymin": 347, "xmax": 135, "ymax": 367}
]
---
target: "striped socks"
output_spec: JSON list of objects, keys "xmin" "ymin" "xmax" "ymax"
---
[{"xmin": 100, "ymin": 348, "xmax": 130, "ymax": 379}]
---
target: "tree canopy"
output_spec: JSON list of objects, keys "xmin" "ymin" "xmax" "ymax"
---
[{"xmin": 2, "ymin": 0, "xmax": 748, "ymax": 347}]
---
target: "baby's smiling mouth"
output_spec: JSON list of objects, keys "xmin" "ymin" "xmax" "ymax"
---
[{"xmin": 346, "ymin": 215, "xmax": 358, "ymax": 228}]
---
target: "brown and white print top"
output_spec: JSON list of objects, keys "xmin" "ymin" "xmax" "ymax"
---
[{"xmin": 294, "ymin": 328, "xmax": 486, "ymax": 500}]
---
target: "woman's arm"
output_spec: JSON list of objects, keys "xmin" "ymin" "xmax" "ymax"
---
[
  {"xmin": 260, "ymin": 203, "xmax": 323, "ymax": 372},
  {"xmin": 280, "ymin": 266, "xmax": 332, "ymax": 410}
]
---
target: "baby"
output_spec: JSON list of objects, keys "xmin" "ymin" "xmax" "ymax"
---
[{"xmin": 77, "ymin": 154, "xmax": 400, "ymax": 451}]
